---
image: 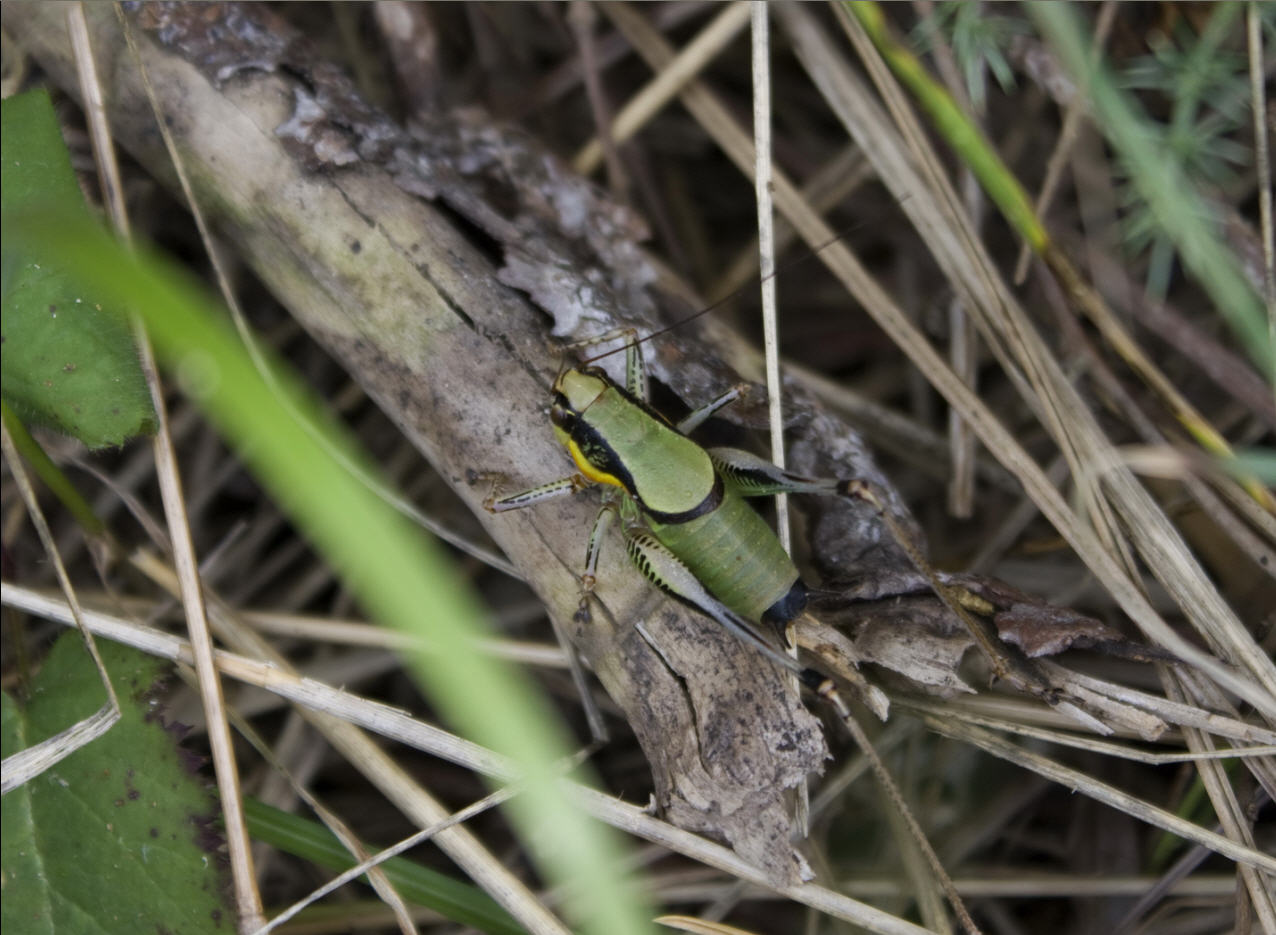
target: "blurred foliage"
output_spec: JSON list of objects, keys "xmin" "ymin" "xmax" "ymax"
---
[
  {"xmin": 910, "ymin": 2, "xmax": 1029, "ymax": 113},
  {"xmin": 1115, "ymin": 3, "xmax": 1258, "ymax": 297}
]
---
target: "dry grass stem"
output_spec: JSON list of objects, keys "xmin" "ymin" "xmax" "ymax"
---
[
  {"xmin": 5, "ymin": 4, "xmax": 1272, "ymax": 932},
  {"xmin": 574, "ymin": 2, "xmax": 751, "ymax": 176},
  {"xmin": 1, "ymin": 582, "xmax": 938, "ymax": 934},
  {"xmin": 0, "ymin": 424, "xmax": 120, "ymax": 793}
]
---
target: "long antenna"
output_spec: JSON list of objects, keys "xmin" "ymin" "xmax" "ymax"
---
[{"xmin": 581, "ymin": 222, "xmax": 864, "ymax": 366}]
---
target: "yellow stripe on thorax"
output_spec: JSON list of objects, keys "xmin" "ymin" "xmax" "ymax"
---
[{"xmin": 567, "ymin": 438, "xmax": 624, "ymax": 488}]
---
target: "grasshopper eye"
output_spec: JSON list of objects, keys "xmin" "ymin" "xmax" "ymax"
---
[{"xmin": 550, "ymin": 395, "xmax": 576, "ymax": 430}]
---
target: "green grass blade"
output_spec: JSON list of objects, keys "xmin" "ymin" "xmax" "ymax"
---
[
  {"xmin": 6, "ymin": 203, "xmax": 651, "ymax": 935},
  {"xmin": 244, "ymin": 798, "xmax": 527, "ymax": 935},
  {"xmin": 846, "ymin": 2, "xmax": 1048, "ymax": 253},
  {"xmin": 1, "ymin": 398, "xmax": 105, "ymax": 536}
]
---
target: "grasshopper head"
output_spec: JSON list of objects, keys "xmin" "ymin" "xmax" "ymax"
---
[
  {"xmin": 549, "ymin": 367, "xmax": 610, "ymax": 441},
  {"xmin": 549, "ymin": 367, "xmax": 628, "ymax": 487}
]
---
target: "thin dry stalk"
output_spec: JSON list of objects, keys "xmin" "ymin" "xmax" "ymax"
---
[
  {"xmin": 203, "ymin": 678, "xmax": 419, "ymax": 935},
  {"xmin": 574, "ymin": 2, "xmax": 751, "ymax": 175},
  {"xmin": 787, "ymin": 3, "xmax": 1274, "ymax": 714},
  {"xmin": 1, "ymin": 583, "xmax": 937, "ymax": 935},
  {"xmin": 750, "ymin": 1, "xmax": 790, "ymax": 555},
  {"xmin": 80, "ymin": 5, "xmax": 265, "ymax": 926},
  {"xmin": 8, "ymin": 4, "xmax": 1272, "ymax": 931},
  {"xmin": 129, "ymin": 552, "xmax": 577, "ymax": 935},
  {"xmin": 918, "ymin": 712, "xmax": 1275, "ymax": 875},
  {"xmin": 0, "ymin": 424, "xmax": 120, "ymax": 793}
]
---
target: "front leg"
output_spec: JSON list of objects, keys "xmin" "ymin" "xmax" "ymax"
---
[
  {"xmin": 481, "ymin": 469, "xmax": 611, "ymax": 741},
  {"xmin": 575, "ymin": 499, "xmax": 618, "ymax": 622},
  {"xmin": 482, "ymin": 472, "xmax": 591, "ymax": 512},
  {"xmin": 484, "ymin": 470, "xmax": 612, "ymax": 619}
]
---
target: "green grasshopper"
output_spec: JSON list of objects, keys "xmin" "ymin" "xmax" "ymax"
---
[
  {"xmin": 484, "ymin": 329, "xmax": 891, "ymax": 721},
  {"xmin": 483, "ymin": 321, "xmax": 1100, "ymax": 741},
  {"xmin": 486, "ymin": 328, "xmax": 1001, "ymax": 924}
]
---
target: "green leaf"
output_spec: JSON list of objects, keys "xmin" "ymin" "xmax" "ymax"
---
[
  {"xmin": 2, "ymin": 634, "xmax": 232, "ymax": 934},
  {"xmin": 1, "ymin": 88, "xmax": 155, "ymax": 449}
]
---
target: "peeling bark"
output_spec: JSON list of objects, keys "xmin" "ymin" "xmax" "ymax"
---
[{"xmin": 4, "ymin": 1, "xmax": 1131, "ymax": 884}]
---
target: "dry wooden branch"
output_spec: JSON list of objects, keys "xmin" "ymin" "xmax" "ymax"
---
[
  {"xmin": 5, "ymin": 2, "xmax": 1187, "ymax": 888},
  {"xmin": 5, "ymin": 1, "xmax": 847, "ymax": 883}
]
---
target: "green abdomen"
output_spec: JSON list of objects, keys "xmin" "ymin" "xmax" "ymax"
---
[{"xmin": 648, "ymin": 491, "xmax": 799, "ymax": 623}]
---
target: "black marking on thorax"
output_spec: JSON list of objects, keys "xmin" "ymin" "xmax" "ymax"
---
[{"xmin": 563, "ymin": 378, "xmax": 726, "ymax": 525}]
